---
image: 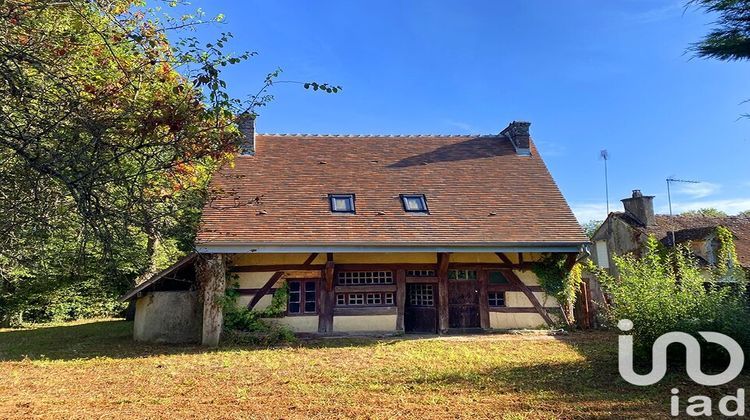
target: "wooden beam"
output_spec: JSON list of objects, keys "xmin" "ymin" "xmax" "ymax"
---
[
  {"xmin": 335, "ymin": 284, "xmax": 397, "ymax": 293},
  {"xmin": 233, "ymin": 262, "xmax": 529, "ymax": 273},
  {"xmin": 396, "ymin": 269, "xmax": 406, "ymax": 331},
  {"xmin": 488, "ymin": 284, "xmax": 545, "ymax": 292},
  {"xmin": 335, "ymin": 263, "xmax": 437, "ymax": 271},
  {"xmin": 233, "ymin": 287, "xmax": 279, "ymax": 295},
  {"xmin": 502, "ymin": 269, "xmax": 555, "ymax": 326},
  {"xmin": 489, "ymin": 307, "xmax": 559, "ymax": 313},
  {"xmin": 478, "ymin": 269, "xmax": 490, "ymax": 329},
  {"xmin": 334, "ymin": 306, "xmax": 398, "ymax": 316},
  {"xmin": 318, "ymin": 256, "xmax": 335, "ymax": 333},
  {"xmin": 247, "ymin": 272, "xmax": 283, "ymax": 309},
  {"xmin": 437, "ymin": 252, "xmax": 450, "ymax": 333},
  {"xmin": 232, "ymin": 264, "xmax": 325, "ymax": 272},
  {"xmin": 303, "ymin": 253, "xmax": 320, "ymax": 265},
  {"xmin": 405, "ymin": 276, "xmax": 439, "ymax": 284},
  {"xmin": 496, "ymin": 252, "xmax": 513, "ymax": 265}
]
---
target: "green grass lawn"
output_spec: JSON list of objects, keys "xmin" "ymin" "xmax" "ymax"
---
[{"xmin": 0, "ymin": 320, "xmax": 745, "ymax": 419}]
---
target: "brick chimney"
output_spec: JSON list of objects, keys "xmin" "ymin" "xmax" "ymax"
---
[
  {"xmin": 238, "ymin": 113, "xmax": 255, "ymax": 155},
  {"xmin": 621, "ymin": 189, "xmax": 655, "ymax": 227},
  {"xmin": 500, "ymin": 121, "xmax": 531, "ymax": 156}
]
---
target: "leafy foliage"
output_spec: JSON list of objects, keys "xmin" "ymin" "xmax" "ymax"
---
[
  {"xmin": 592, "ymin": 235, "xmax": 750, "ymax": 360},
  {"xmin": 0, "ymin": 1, "xmax": 339, "ymax": 325},
  {"xmin": 581, "ymin": 220, "xmax": 603, "ymax": 239},
  {"xmin": 680, "ymin": 207, "xmax": 728, "ymax": 217},
  {"xmin": 531, "ymin": 254, "xmax": 582, "ymax": 324},
  {"xmin": 221, "ymin": 283, "xmax": 295, "ymax": 345},
  {"xmin": 690, "ymin": 0, "xmax": 750, "ymax": 61}
]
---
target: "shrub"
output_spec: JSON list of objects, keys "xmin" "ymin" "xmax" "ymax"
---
[
  {"xmin": 531, "ymin": 254, "xmax": 582, "ymax": 325},
  {"xmin": 593, "ymin": 236, "xmax": 750, "ymax": 363},
  {"xmin": 221, "ymin": 283, "xmax": 296, "ymax": 345}
]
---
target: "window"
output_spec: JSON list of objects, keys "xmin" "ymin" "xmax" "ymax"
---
[
  {"xmin": 338, "ymin": 271, "xmax": 393, "ymax": 285},
  {"xmin": 408, "ymin": 284, "xmax": 434, "ymax": 306},
  {"xmin": 489, "ymin": 271, "xmax": 510, "ymax": 284},
  {"xmin": 448, "ymin": 269, "xmax": 477, "ymax": 280},
  {"xmin": 595, "ymin": 240, "xmax": 609, "ymax": 269},
  {"xmin": 488, "ymin": 292, "xmax": 505, "ymax": 307},
  {"xmin": 406, "ymin": 269, "xmax": 436, "ymax": 277},
  {"xmin": 366, "ymin": 293, "xmax": 382, "ymax": 305},
  {"xmin": 288, "ymin": 280, "xmax": 317, "ymax": 314},
  {"xmin": 384, "ymin": 293, "xmax": 394, "ymax": 305},
  {"xmin": 330, "ymin": 194, "xmax": 355, "ymax": 213},
  {"xmin": 348, "ymin": 293, "xmax": 365, "ymax": 305},
  {"xmin": 400, "ymin": 194, "xmax": 428, "ymax": 212},
  {"xmin": 335, "ymin": 292, "xmax": 395, "ymax": 307}
]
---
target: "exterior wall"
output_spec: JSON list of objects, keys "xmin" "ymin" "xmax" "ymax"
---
[
  {"xmin": 134, "ymin": 291, "xmax": 202, "ymax": 343},
  {"xmin": 489, "ymin": 312, "xmax": 548, "ymax": 329},
  {"xmin": 333, "ymin": 315, "xmax": 397, "ymax": 332},
  {"xmin": 266, "ymin": 316, "xmax": 319, "ymax": 333},
  {"xmin": 229, "ymin": 251, "xmax": 561, "ymax": 333}
]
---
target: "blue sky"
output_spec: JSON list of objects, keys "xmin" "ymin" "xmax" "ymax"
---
[{"xmin": 175, "ymin": 0, "xmax": 749, "ymax": 222}]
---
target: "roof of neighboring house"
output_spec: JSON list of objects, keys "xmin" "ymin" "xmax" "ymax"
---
[
  {"xmin": 196, "ymin": 133, "xmax": 587, "ymax": 249},
  {"xmin": 613, "ymin": 213, "xmax": 750, "ymax": 266}
]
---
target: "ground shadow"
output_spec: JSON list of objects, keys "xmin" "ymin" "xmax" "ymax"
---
[{"xmin": 387, "ymin": 136, "xmax": 514, "ymax": 168}]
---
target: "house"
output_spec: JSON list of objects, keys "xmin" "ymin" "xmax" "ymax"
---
[
  {"xmin": 123, "ymin": 120, "xmax": 588, "ymax": 345},
  {"xmin": 590, "ymin": 190, "xmax": 750, "ymax": 274}
]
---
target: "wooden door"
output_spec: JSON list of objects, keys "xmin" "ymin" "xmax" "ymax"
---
[
  {"xmin": 448, "ymin": 280, "xmax": 480, "ymax": 329},
  {"xmin": 405, "ymin": 283, "xmax": 437, "ymax": 333}
]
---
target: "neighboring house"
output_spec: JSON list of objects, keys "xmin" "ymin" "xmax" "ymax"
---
[
  {"xmin": 123, "ymin": 120, "xmax": 588, "ymax": 345},
  {"xmin": 590, "ymin": 190, "xmax": 750, "ymax": 274}
]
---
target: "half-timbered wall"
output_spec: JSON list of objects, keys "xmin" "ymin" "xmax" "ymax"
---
[{"xmin": 228, "ymin": 252, "xmax": 562, "ymax": 333}]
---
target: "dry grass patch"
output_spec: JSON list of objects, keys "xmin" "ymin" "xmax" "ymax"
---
[{"xmin": 0, "ymin": 320, "xmax": 746, "ymax": 419}]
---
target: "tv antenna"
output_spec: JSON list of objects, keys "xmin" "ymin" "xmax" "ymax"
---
[
  {"xmin": 666, "ymin": 177, "xmax": 701, "ymax": 246},
  {"xmin": 601, "ymin": 150, "xmax": 610, "ymax": 214}
]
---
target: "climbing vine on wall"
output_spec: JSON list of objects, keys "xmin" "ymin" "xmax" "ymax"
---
[
  {"xmin": 714, "ymin": 226, "xmax": 746, "ymax": 284},
  {"xmin": 531, "ymin": 254, "xmax": 582, "ymax": 324}
]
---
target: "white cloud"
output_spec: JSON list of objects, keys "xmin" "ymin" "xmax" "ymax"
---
[
  {"xmin": 676, "ymin": 182, "xmax": 721, "ymax": 199},
  {"xmin": 570, "ymin": 203, "xmax": 609, "ymax": 223},
  {"xmin": 656, "ymin": 198, "xmax": 750, "ymax": 215}
]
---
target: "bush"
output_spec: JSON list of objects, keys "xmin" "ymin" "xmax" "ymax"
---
[
  {"xmin": 221, "ymin": 283, "xmax": 296, "ymax": 345},
  {"xmin": 593, "ymin": 236, "xmax": 750, "ymax": 363}
]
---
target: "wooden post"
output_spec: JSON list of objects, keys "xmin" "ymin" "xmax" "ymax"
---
[
  {"xmin": 318, "ymin": 254, "xmax": 335, "ymax": 333},
  {"xmin": 396, "ymin": 269, "xmax": 406, "ymax": 331},
  {"xmin": 197, "ymin": 254, "xmax": 226, "ymax": 347},
  {"xmin": 478, "ymin": 269, "xmax": 490, "ymax": 329},
  {"xmin": 437, "ymin": 252, "xmax": 450, "ymax": 333}
]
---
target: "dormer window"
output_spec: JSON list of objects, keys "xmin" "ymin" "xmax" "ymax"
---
[
  {"xmin": 401, "ymin": 194, "xmax": 428, "ymax": 213},
  {"xmin": 330, "ymin": 194, "xmax": 355, "ymax": 213}
]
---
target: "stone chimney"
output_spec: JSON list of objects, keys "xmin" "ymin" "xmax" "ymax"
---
[
  {"xmin": 621, "ymin": 189, "xmax": 655, "ymax": 227},
  {"xmin": 500, "ymin": 121, "xmax": 531, "ymax": 156},
  {"xmin": 238, "ymin": 113, "xmax": 255, "ymax": 155}
]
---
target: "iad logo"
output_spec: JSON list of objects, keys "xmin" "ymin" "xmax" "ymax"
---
[{"xmin": 617, "ymin": 319, "xmax": 746, "ymax": 417}]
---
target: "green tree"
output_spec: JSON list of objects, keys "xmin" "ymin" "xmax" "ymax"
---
[
  {"xmin": 581, "ymin": 220, "xmax": 603, "ymax": 239},
  {"xmin": 680, "ymin": 207, "xmax": 728, "ymax": 217},
  {"xmin": 592, "ymin": 236, "xmax": 749, "ymax": 359},
  {"xmin": 0, "ymin": 0, "xmax": 338, "ymax": 325},
  {"xmin": 690, "ymin": 0, "xmax": 750, "ymax": 61}
]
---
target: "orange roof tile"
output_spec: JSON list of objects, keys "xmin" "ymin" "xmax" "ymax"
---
[{"xmin": 196, "ymin": 134, "xmax": 587, "ymax": 248}]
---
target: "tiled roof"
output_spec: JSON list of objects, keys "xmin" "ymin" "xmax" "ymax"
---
[
  {"xmin": 616, "ymin": 213, "xmax": 750, "ymax": 266},
  {"xmin": 196, "ymin": 134, "xmax": 587, "ymax": 247}
]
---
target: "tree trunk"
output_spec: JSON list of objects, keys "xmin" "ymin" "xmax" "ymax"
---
[{"xmin": 197, "ymin": 254, "xmax": 226, "ymax": 346}]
